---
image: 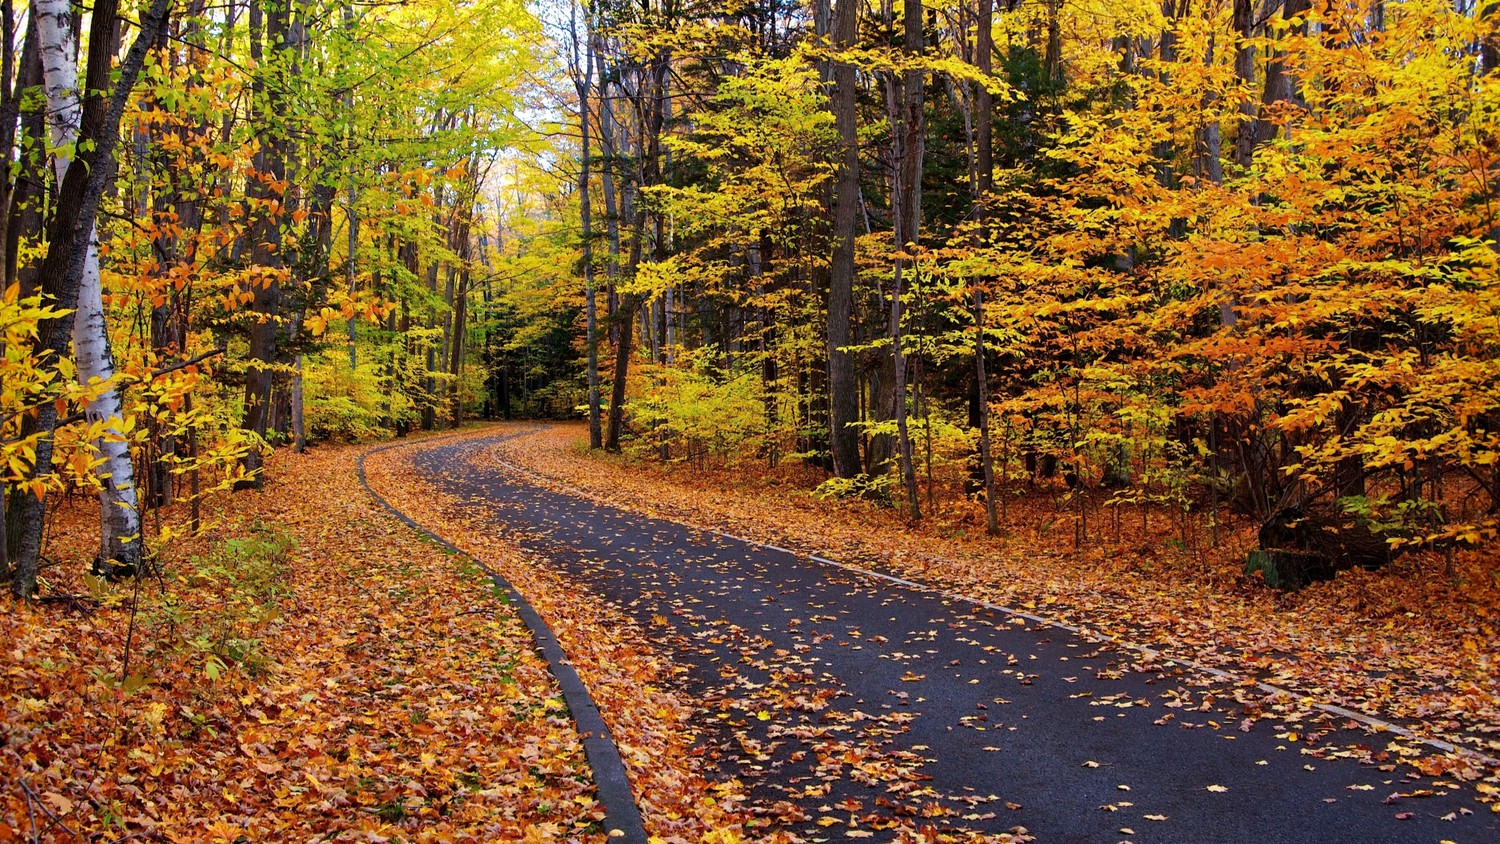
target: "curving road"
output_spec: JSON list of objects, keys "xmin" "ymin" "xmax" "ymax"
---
[{"xmin": 408, "ymin": 433, "xmax": 1497, "ymax": 843}]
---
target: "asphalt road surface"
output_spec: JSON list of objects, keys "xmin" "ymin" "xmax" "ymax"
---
[{"xmin": 407, "ymin": 433, "xmax": 1499, "ymax": 844}]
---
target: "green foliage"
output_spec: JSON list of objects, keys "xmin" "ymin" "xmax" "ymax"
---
[
  {"xmin": 628, "ymin": 351, "xmax": 768, "ymax": 463},
  {"xmin": 304, "ymin": 355, "xmax": 404, "ymax": 442},
  {"xmin": 147, "ymin": 526, "xmax": 294, "ymax": 680}
]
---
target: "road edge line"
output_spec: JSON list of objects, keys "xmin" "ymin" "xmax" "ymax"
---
[{"xmin": 357, "ymin": 431, "xmax": 650, "ymax": 844}]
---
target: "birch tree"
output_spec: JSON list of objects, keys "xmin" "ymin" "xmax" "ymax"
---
[
  {"xmin": 33, "ymin": 0, "xmax": 143, "ymax": 573},
  {"xmin": 12, "ymin": 0, "xmax": 172, "ymax": 597}
]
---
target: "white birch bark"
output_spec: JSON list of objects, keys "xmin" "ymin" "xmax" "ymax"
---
[{"xmin": 35, "ymin": 0, "xmax": 142, "ymax": 568}]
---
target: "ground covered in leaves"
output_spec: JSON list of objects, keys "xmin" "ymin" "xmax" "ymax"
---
[
  {"xmin": 364, "ymin": 434, "xmax": 762, "ymax": 844},
  {"xmin": 1, "ymin": 436, "xmax": 601, "ymax": 842},
  {"xmin": 8, "ymin": 422, "xmax": 1497, "ymax": 842},
  {"xmin": 488, "ymin": 424, "xmax": 1500, "ymax": 778}
]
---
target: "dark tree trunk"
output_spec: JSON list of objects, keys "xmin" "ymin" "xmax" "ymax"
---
[
  {"xmin": 1252, "ymin": 0, "xmax": 1311, "ymax": 149},
  {"xmin": 239, "ymin": 0, "xmax": 290, "ymax": 489},
  {"xmin": 826, "ymin": 0, "xmax": 861, "ymax": 478},
  {"xmin": 605, "ymin": 53, "xmax": 668, "ymax": 453},
  {"xmin": 889, "ymin": 0, "xmax": 924, "ymax": 520},
  {"xmin": 574, "ymin": 1, "xmax": 602, "ymax": 448}
]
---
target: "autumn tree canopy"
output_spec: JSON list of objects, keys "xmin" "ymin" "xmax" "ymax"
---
[{"xmin": 0, "ymin": 0, "xmax": 1496, "ymax": 590}]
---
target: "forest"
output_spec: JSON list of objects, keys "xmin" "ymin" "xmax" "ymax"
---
[
  {"xmin": 3, "ymin": 0, "xmax": 1498, "ymax": 592},
  {"xmin": 2, "ymin": 0, "xmax": 1499, "ymax": 840}
]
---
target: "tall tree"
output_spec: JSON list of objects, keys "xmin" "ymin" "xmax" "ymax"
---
[
  {"xmin": 605, "ymin": 46, "xmax": 668, "ymax": 453},
  {"xmin": 35, "ymin": 0, "xmax": 145, "ymax": 572},
  {"xmin": 572, "ymin": 0, "xmax": 602, "ymax": 449},
  {"xmin": 11, "ymin": 0, "xmax": 173, "ymax": 597},
  {"xmin": 238, "ymin": 0, "xmax": 298, "ymax": 486},
  {"xmin": 890, "ymin": 0, "xmax": 925, "ymax": 520},
  {"xmin": 825, "ymin": 0, "xmax": 861, "ymax": 478},
  {"xmin": 973, "ymin": 0, "xmax": 999, "ymax": 536}
]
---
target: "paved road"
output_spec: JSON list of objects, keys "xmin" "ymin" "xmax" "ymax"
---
[{"xmin": 411, "ymin": 434, "xmax": 1498, "ymax": 843}]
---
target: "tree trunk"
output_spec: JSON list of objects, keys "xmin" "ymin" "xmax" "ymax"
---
[
  {"xmin": 976, "ymin": 0, "xmax": 993, "ymax": 193},
  {"xmin": 890, "ymin": 0, "xmax": 924, "ymax": 521},
  {"xmin": 605, "ymin": 52, "xmax": 668, "ymax": 453},
  {"xmin": 1, "ymin": 4, "xmax": 42, "ymax": 572},
  {"xmin": 595, "ymin": 42, "xmax": 623, "ymax": 349},
  {"xmin": 974, "ymin": 0, "xmax": 998, "ymax": 535},
  {"xmin": 1483, "ymin": 0, "xmax": 1498, "ymax": 75},
  {"xmin": 1045, "ymin": 0, "xmax": 1062, "ymax": 85},
  {"xmin": 574, "ymin": 0, "xmax": 602, "ymax": 448},
  {"xmin": 826, "ymin": 0, "xmax": 861, "ymax": 478},
  {"xmin": 239, "ymin": 0, "xmax": 290, "ymax": 489},
  {"xmin": 1231, "ymin": 0, "xmax": 1257, "ymax": 170},
  {"xmin": 346, "ymin": 180, "xmax": 359, "ymax": 370},
  {"xmin": 11, "ymin": 0, "xmax": 172, "ymax": 598},
  {"xmin": 36, "ymin": 0, "xmax": 143, "ymax": 573},
  {"xmin": 606, "ymin": 290, "xmax": 643, "ymax": 451},
  {"xmin": 1252, "ymin": 0, "xmax": 1311, "ymax": 149},
  {"xmin": 448, "ymin": 201, "xmax": 472, "ymax": 427},
  {"xmin": 4, "ymin": 19, "xmax": 40, "ymax": 297}
]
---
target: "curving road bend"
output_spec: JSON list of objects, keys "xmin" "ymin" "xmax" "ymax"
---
[{"xmin": 407, "ymin": 433, "xmax": 1497, "ymax": 844}]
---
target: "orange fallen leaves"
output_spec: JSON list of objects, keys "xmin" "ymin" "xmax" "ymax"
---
[{"xmin": 2, "ymin": 438, "xmax": 597, "ymax": 841}]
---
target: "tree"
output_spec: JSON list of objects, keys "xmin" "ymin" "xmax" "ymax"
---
[
  {"xmin": 826, "ymin": 0, "xmax": 861, "ymax": 479},
  {"xmin": 11, "ymin": 0, "xmax": 173, "ymax": 598}
]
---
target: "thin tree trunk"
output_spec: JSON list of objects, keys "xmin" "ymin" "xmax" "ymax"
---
[
  {"xmin": 448, "ymin": 198, "xmax": 472, "ymax": 427},
  {"xmin": 343, "ymin": 1, "xmax": 358, "ymax": 371},
  {"xmin": 346, "ymin": 179, "xmax": 359, "ymax": 370},
  {"xmin": 596, "ymin": 43, "xmax": 623, "ymax": 348},
  {"xmin": 574, "ymin": 0, "xmax": 602, "ymax": 448},
  {"xmin": 890, "ymin": 0, "xmax": 924, "ymax": 520},
  {"xmin": 975, "ymin": 290, "xmax": 999, "ymax": 534},
  {"xmin": 4, "ymin": 19, "xmax": 39, "ymax": 297},
  {"xmin": 973, "ymin": 0, "xmax": 998, "ymax": 534},
  {"xmin": 976, "ymin": 0, "xmax": 993, "ymax": 192},
  {"xmin": 0, "ymin": 23, "xmax": 40, "ymax": 567},
  {"xmin": 606, "ymin": 52, "xmax": 668, "ymax": 452}
]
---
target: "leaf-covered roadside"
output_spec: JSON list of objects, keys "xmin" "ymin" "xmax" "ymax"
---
[
  {"xmin": 486, "ymin": 425, "xmax": 1500, "ymax": 782},
  {"xmin": 2, "ymin": 439, "xmax": 599, "ymax": 842},
  {"xmin": 362, "ymin": 438, "xmax": 758, "ymax": 844}
]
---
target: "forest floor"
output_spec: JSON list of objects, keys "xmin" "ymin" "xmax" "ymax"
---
[
  {"xmin": 485, "ymin": 423, "xmax": 1500, "ymax": 771},
  {"xmin": 1, "ymin": 434, "xmax": 604, "ymax": 842}
]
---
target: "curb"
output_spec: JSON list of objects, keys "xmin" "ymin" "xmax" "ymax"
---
[
  {"xmin": 356, "ymin": 430, "xmax": 649, "ymax": 844},
  {"xmin": 484, "ymin": 429, "xmax": 1500, "ymax": 772}
]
